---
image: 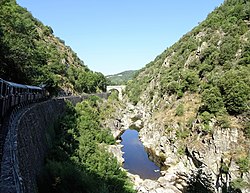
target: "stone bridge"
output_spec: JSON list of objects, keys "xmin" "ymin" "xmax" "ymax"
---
[{"xmin": 106, "ymin": 85, "xmax": 126, "ymax": 100}]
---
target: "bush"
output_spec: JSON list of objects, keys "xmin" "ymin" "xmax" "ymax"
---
[
  {"xmin": 177, "ymin": 146, "xmax": 186, "ymax": 156},
  {"xmin": 218, "ymin": 69, "xmax": 250, "ymax": 115},
  {"xmin": 231, "ymin": 178, "xmax": 247, "ymax": 190},
  {"xmin": 201, "ymin": 86, "xmax": 224, "ymax": 114},
  {"xmin": 181, "ymin": 69, "xmax": 199, "ymax": 92},
  {"xmin": 108, "ymin": 91, "xmax": 119, "ymax": 101},
  {"xmin": 220, "ymin": 162, "xmax": 229, "ymax": 174},
  {"xmin": 237, "ymin": 156, "xmax": 250, "ymax": 175},
  {"xmin": 216, "ymin": 115, "xmax": 230, "ymax": 128},
  {"xmin": 166, "ymin": 81, "xmax": 181, "ymax": 95},
  {"xmin": 202, "ymin": 124, "xmax": 213, "ymax": 134},
  {"xmin": 200, "ymin": 111, "xmax": 213, "ymax": 125},
  {"xmin": 199, "ymin": 111, "xmax": 214, "ymax": 134}
]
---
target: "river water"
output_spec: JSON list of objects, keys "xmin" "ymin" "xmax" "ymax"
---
[{"xmin": 121, "ymin": 129, "xmax": 161, "ymax": 180}]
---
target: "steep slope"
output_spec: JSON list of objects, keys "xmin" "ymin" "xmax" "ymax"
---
[
  {"xmin": 126, "ymin": 0, "xmax": 250, "ymax": 192},
  {"xmin": 0, "ymin": 0, "xmax": 107, "ymax": 95}
]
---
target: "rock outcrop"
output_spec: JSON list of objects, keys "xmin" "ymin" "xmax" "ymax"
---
[
  {"xmin": 127, "ymin": 100, "xmax": 250, "ymax": 193},
  {"xmin": 107, "ymin": 99, "xmax": 250, "ymax": 193}
]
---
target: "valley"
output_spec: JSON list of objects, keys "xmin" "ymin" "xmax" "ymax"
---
[{"xmin": 0, "ymin": 0, "xmax": 249, "ymax": 193}]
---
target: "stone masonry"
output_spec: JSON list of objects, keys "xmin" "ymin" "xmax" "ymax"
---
[{"xmin": 0, "ymin": 97, "xmax": 81, "ymax": 193}]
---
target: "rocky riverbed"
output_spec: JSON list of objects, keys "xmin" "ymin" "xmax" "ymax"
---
[
  {"xmin": 106, "ymin": 102, "xmax": 188, "ymax": 193},
  {"xmin": 105, "ymin": 100, "xmax": 250, "ymax": 193},
  {"xmin": 108, "ymin": 140, "xmax": 186, "ymax": 193}
]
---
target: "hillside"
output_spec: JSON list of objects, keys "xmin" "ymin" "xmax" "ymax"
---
[
  {"xmin": 106, "ymin": 70, "xmax": 137, "ymax": 85},
  {"xmin": 0, "ymin": 0, "xmax": 107, "ymax": 95},
  {"xmin": 125, "ymin": 0, "xmax": 250, "ymax": 192}
]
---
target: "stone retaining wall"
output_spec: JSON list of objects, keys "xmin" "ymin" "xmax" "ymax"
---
[{"xmin": 0, "ymin": 97, "xmax": 80, "ymax": 193}]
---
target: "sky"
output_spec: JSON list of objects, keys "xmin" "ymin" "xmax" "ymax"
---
[{"xmin": 16, "ymin": 0, "xmax": 224, "ymax": 75}]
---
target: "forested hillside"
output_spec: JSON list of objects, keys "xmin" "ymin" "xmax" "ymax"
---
[
  {"xmin": 127, "ymin": 0, "xmax": 250, "ymax": 124},
  {"xmin": 126, "ymin": 0, "xmax": 250, "ymax": 192},
  {"xmin": 127, "ymin": 0, "xmax": 250, "ymax": 114},
  {"xmin": 106, "ymin": 70, "xmax": 137, "ymax": 85},
  {"xmin": 0, "ymin": 0, "xmax": 107, "ymax": 95}
]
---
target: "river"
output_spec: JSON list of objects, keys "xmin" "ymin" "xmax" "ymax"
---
[{"xmin": 121, "ymin": 129, "xmax": 161, "ymax": 180}]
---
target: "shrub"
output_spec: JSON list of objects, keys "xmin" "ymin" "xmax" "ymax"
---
[
  {"xmin": 220, "ymin": 162, "xmax": 229, "ymax": 173},
  {"xmin": 108, "ymin": 90, "xmax": 119, "ymax": 101},
  {"xmin": 181, "ymin": 69, "xmax": 199, "ymax": 92},
  {"xmin": 177, "ymin": 146, "xmax": 186, "ymax": 156},
  {"xmin": 216, "ymin": 115, "xmax": 230, "ymax": 129},
  {"xmin": 201, "ymin": 86, "xmax": 224, "ymax": 114},
  {"xmin": 237, "ymin": 156, "xmax": 250, "ymax": 175},
  {"xmin": 176, "ymin": 128, "xmax": 190, "ymax": 139},
  {"xmin": 203, "ymin": 124, "xmax": 213, "ymax": 134},
  {"xmin": 200, "ymin": 111, "xmax": 213, "ymax": 125},
  {"xmin": 159, "ymin": 152, "xmax": 166, "ymax": 162},
  {"xmin": 199, "ymin": 111, "xmax": 214, "ymax": 134},
  {"xmin": 218, "ymin": 69, "xmax": 250, "ymax": 115},
  {"xmin": 231, "ymin": 178, "xmax": 247, "ymax": 190}
]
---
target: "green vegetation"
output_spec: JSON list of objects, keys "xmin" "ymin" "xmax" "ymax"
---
[
  {"xmin": 175, "ymin": 103, "xmax": 184, "ymax": 116},
  {"xmin": 38, "ymin": 98, "xmax": 135, "ymax": 193},
  {"xmin": 177, "ymin": 146, "xmax": 186, "ymax": 156},
  {"xmin": 159, "ymin": 152, "xmax": 166, "ymax": 162},
  {"xmin": 129, "ymin": 124, "xmax": 140, "ymax": 131},
  {"xmin": 106, "ymin": 70, "xmax": 138, "ymax": 85},
  {"xmin": 236, "ymin": 156, "xmax": 250, "ymax": 176},
  {"xmin": 216, "ymin": 114, "xmax": 230, "ymax": 128},
  {"xmin": 125, "ymin": 2, "xmax": 250, "ymax": 187},
  {"xmin": 126, "ymin": 2, "xmax": 250, "ymax": 188},
  {"xmin": 201, "ymin": 86, "xmax": 224, "ymax": 114},
  {"xmin": 230, "ymin": 156, "xmax": 250, "ymax": 190},
  {"xmin": 218, "ymin": 68, "xmax": 250, "ymax": 114},
  {"xmin": 220, "ymin": 162, "xmax": 229, "ymax": 174},
  {"xmin": 231, "ymin": 178, "xmax": 248, "ymax": 190},
  {"xmin": 0, "ymin": 0, "xmax": 107, "ymax": 94},
  {"xmin": 244, "ymin": 121, "xmax": 250, "ymax": 138},
  {"xmin": 127, "ymin": 0, "xmax": 250, "ymax": 116}
]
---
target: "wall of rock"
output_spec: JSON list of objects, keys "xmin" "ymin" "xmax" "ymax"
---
[{"xmin": 114, "ymin": 100, "xmax": 250, "ymax": 193}]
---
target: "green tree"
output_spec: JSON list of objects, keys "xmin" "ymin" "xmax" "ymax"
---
[
  {"xmin": 39, "ymin": 99, "xmax": 134, "ymax": 193},
  {"xmin": 202, "ymin": 86, "xmax": 224, "ymax": 114},
  {"xmin": 218, "ymin": 69, "xmax": 250, "ymax": 114}
]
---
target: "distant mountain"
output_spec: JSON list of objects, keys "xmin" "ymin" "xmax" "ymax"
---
[{"xmin": 106, "ymin": 70, "xmax": 138, "ymax": 85}]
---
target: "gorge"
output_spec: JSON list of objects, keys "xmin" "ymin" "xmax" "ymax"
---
[
  {"xmin": 0, "ymin": 0, "xmax": 249, "ymax": 193},
  {"xmin": 106, "ymin": 98, "xmax": 249, "ymax": 193}
]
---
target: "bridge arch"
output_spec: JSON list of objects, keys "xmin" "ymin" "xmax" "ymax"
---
[{"xmin": 106, "ymin": 85, "xmax": 126, "ymax": 100}]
